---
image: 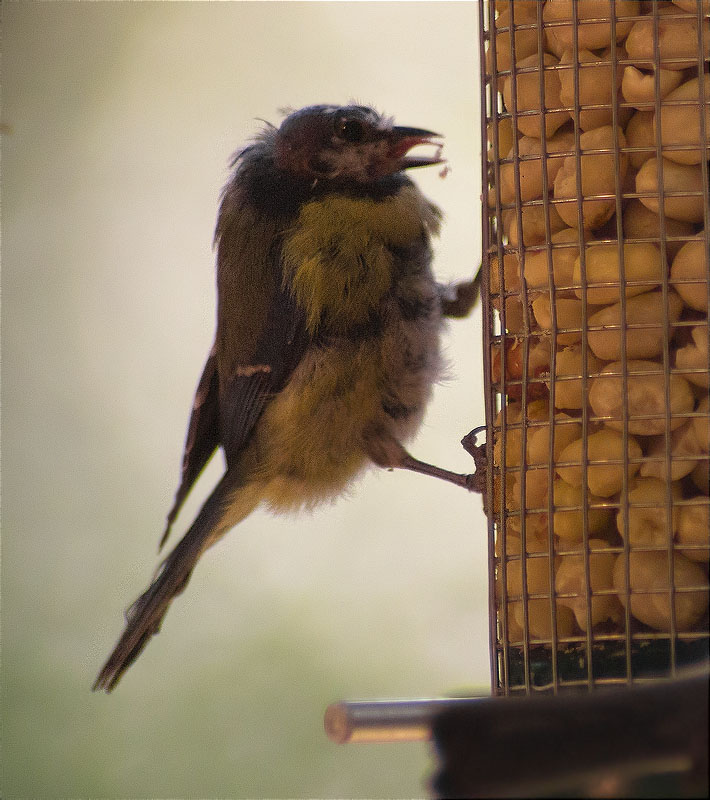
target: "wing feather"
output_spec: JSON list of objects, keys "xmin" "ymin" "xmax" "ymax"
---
[
  {"xmin": 162, "ymin": 160, "xmax": 311, "ymax": 544},
  {"xmin": 217, "ymin": 281, "xmax": 310, "ymax": 466},
  {"xmin": 160, "ymin": 345, "xmax": 220, "ymax": 549}
]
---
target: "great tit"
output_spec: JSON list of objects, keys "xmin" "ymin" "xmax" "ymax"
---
[{"xmin": 94, "ymin": 104, "xmax": 477, "ymax": 692}]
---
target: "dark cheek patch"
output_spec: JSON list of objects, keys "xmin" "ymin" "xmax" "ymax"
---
[{"xmin": 309, "ymin": 154, "xmax": 332, "ymax": 176}]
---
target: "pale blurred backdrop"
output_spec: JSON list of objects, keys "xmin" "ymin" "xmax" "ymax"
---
[{"xmin": 1, "ymin": 2, "xmax": 487, "ymax": 797}]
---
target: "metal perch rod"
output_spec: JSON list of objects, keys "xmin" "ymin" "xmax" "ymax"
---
[{"xmin": 324, "ymin": 697, "xmax": 485, "ymax": 744}]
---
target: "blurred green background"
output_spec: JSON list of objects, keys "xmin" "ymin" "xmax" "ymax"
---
[{"xmin": 1, "ymin": 2, "xmax": 487, "ymax": 797}]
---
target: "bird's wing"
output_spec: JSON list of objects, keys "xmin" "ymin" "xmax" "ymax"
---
[
  {"xmin": 216, "ymin": 281, "xmax": 309, "ymax": 465},
  {"xmin": 160, "ymin": 345, "xmax": 220, "ymax": 549},
  {"xmin": 161, "ymin": 251, "xmax": 310, "ymax": 548}
]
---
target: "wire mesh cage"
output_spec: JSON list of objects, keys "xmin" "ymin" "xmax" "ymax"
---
[{"xmin": 480, "ymin": 0, "xmax": 710, "ymax": 695}]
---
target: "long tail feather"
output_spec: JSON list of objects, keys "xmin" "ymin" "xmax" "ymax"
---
[{"xmin": 94, "ymin": 473, "xmax": 248, "ymax": 692}]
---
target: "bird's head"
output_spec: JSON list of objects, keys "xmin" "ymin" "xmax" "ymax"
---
[{"xmin": 271, "ymin": 104, "xmax": 444, "ymax": 184}]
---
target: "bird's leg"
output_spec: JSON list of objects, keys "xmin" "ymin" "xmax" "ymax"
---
[
  {"xmin": 397, "ymin": 452, "xmax": 481, "ymax": 492},
  {"xmin": 460, "ymin": 426, "xmax": 488, "ymax": 500},
  {"xmin": 365, "ymin": 427, "xmax": 485, "ymax": 494}
]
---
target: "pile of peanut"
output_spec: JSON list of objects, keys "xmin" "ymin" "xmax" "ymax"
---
[{"xmin": 486, "ymin": 0, "xmax": 709, "ymax": 643}]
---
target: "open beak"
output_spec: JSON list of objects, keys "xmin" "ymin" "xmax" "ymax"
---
[{"xmin": 389, "ymin": 125, "xmax": 445, "ymax": 170}]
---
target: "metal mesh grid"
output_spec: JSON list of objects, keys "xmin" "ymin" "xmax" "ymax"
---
[{"xmin": 480, "ymin": 0, "xmax": 710, "ymax": 696}]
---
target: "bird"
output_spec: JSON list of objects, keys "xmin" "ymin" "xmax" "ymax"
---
[{"xmin": 93, "ymin": 104, "xmax": 478, "ymax": 692}]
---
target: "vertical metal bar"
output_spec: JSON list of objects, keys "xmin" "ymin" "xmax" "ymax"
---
[
  {"xmin": 650, "ymin": 0, "xmax": 678, "ymax": 677},
  {"xmin": 479, "ymin": 0, "xmax": 502, "ymax": 699},
  {"xmin": 696, "ymin": 0, "xmax": 710, "ymax": 371},
  {"xmin": 505, "ymin": 0, "xmax": 533, "ymax": 695},
  {"xmin": 534, "ymin": 0, "xmax": 560, "ymax": 695},
  {"xmin": 566, "ymin": 0, "xmax": 597, "ymax": 692},
  {"xmin": 696, "ymin": 0, "xmax": 710, "ymax": 543},
  {"xmin": 600, "ymin": 0, "xmax": 626, "ymax": 689},
  {"xmin": 607, "ymin": 0, "xmax": 633, "ymax": 689}
]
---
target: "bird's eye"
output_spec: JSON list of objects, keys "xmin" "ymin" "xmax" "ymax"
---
[{"xmin": 337, "ymin": 117, "xmax": 366, "ymax": 143}]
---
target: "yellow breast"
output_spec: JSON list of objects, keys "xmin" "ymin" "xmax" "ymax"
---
[{"xmin": 281, "ymin": 185, "xmax": 440, "ymax": 333}]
